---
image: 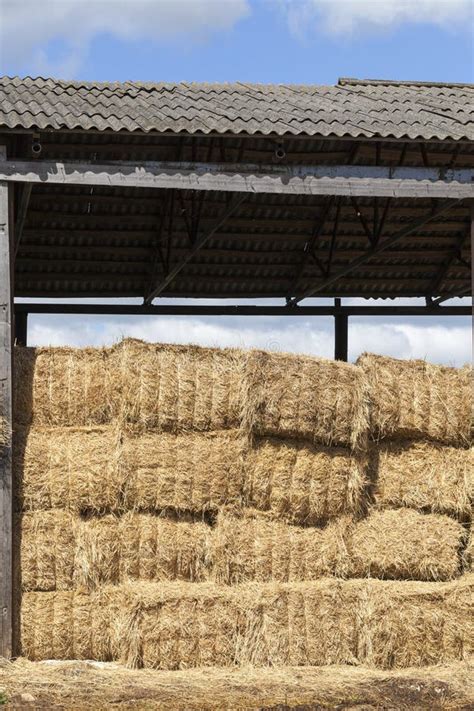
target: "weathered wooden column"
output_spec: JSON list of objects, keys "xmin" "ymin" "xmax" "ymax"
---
[
  {"xmin": 0, "ymin": 145, "xmax": 13, "ymax": 658},
  {"xmin": 14, "ymin": 311, "xmax": 27, "ymax": 347}
]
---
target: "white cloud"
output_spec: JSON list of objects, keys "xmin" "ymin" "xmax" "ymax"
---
[
  {"xmin": 27, "ymin": 314, "xmax": 471, "ymax": 367},
  {"xmin": 0, "ymin": 0, "xmax": 250, "ymax": 76},
  {"xmin": 280, "ymin": 0, "xmax": 473, "ymax": 37}
]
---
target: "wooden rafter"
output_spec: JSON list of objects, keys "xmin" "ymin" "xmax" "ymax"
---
[
  {"xmin": 13, "ymin": 184, "xmax": 32, "ymax": 258},
  {"xmin": 144, "ymin": 193, "xmax": 246, "ymax": 304},
  {"xmin": 288, "ymin": 199, "xmax": 461, "ymax": 305}
]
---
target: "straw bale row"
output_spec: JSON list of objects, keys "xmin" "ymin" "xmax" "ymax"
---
[
  {"xmin": 20, "ymin": 575, "xmax": 474, "ymax": 669},
  {"xmin": 20, "ymin": 511, "xmax": 211, "ymax": 591},
  {"xmin": 357, "ymin": 353, "xmax": 472, "ymax": 447},
  {"xmin": 14, "ymin": 425, "xmax": 472, "ymax": 523},
  {"xmin": 14, "ymin": 343, "xmax": 472, "ymax": 448},
  {"xmin": 18, "ymin": 507, "xmax": 466, "ymax": 591}
]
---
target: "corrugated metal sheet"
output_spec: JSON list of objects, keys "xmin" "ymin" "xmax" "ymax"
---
[{"xmin": 1, "ymin": 76, "xmax": 473, "ymax": 140}]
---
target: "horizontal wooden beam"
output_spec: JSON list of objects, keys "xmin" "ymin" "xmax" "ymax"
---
[
  {"xmin": 1, "ymin": 159, "xmax": 473, "ymax": 198},
  {"xmin": 14, "ymin": 303, "xmax": 471, "ymax": 317}
]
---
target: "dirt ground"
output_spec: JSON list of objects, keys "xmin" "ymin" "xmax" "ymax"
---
[{"xmin": 0, "ymin": 659, "xmax": 473, "ymax": 710}]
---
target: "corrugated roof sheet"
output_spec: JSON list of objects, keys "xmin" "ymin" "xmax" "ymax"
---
[{"xmin": 0, "ymin": 76, "xmax": 473, "ymax": 140}]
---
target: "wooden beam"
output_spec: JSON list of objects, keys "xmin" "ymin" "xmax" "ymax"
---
[
  {"xmin": 0, "ymin": 145, "xmax": 13, "ymax": 659},
  {"xmin": 144, "ymin": 194, "xmax": 246, "ymax": 304},
  {"xmin": 14, "ymin": 303, "xmax": 472, "ymax": 317},
  {"xmin": 289, "ymin": 199, "xmax": 460, "ymax": 305},
  {"xmin": 14, "ymin": 311, "xmax": 27, "ymax": 346},
  {"xmin": 1, "ymin": 159, "xmax": 473, "ymax": 199}
]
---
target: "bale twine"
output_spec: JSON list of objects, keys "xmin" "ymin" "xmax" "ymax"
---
[
  {"xmin": 121, "ymin": 430, "xmax": 245, "ymax": 513},
  {"xmin": 212, "ymin": 512, "xmax": 350, "ymax": 584},
  {"xmin": 346, "ymin": 508, "xmax": 464, "ymax": 581},
  {"xmin": 372, "ymin": 441, "xmax": 473, "ymax": 519},
  {"xmin": 357, "ymin": 353, "xmax": 472, "ymax": 446},
  {"xmin": 244, "ymin": 437, "xmax": 367, "ymax": 525},
  {"xmin": 20, "ymin": 589, "xmax": 116, "ymax": 661},
  {"xmin": 114, "ymin": 339, "xmax": 244, "ymax": 434},
  {"xmin": 242, "ymin": 350, "xmax": 369, "ymax": 450},
  {"xmin": 14, "ymin": 346, "xmax": 116, "ymax": 427},
  {"xmin": 213, "ymin": 508, "xmax": 463, "ymax": 584},
  {"xmin": 14, "ymin": 426, "xmax": 122, "ymax": 513}
]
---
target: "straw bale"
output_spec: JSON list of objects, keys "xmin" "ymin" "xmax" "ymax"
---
[
  {"xmin": 0, "ymin": 414, "xmax": 9, "ymax": 447},
  {"xmin": 14, "ymin": 345, "xmax": 116, "ymax": 427},
  {"xmin": 373, "ymin": 441, "xmax": 473, "ymax": 519},
  {"xmin": 114, "ymin": 338, "xmax": 244, "ymax": 433},
  {"xmin": 245, "ymin": 437, "xmax": 367, "ymax": 525},
  {"xmin": 347, "ymin": 508, "xmax": 463, "ymax": 581},
  {"xmin": 212, "ymin": 512, "xmax": 351, "ymax": 584},
  {"xmin": 13, "ymin": 426, "xmax": 122, "ymax": 512},
  {"xmin": 242, "ymin": 349, "xmax": 369, "ymax": 450},
  {"xmin": 20, "ymin": 589, "xmax": 116, "ymax": 661},
  {"xmin": 121, "ymin": 430, "xmax": 244, "ymax": 513},
  {"xmin": 357, "ymin": 353, "xmax": 472, "ymax": 446},
  {"xmin": 356, "ymin": 575, "xmax": 474, "ymax": 669},
  {"xmin": 117, "ymin": 582, "xmax": 236, "ymax": 669},
  {"xmin": 19, "ymin": 510, "xmax": 76, "ymax": 591},
  {"xmin": 464, "ymin": 524, "xmax": 473, "ymax": 571}
]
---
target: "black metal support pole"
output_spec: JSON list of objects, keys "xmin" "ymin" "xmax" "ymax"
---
[
  {"xmin": 334, "ymin": 298, "xmax": 349, "ymax": 361},
  {"xmin": 14, "ymin": 311, "xmax": 27, "ymax": 346}
]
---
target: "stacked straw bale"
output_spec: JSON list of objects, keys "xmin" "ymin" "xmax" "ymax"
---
[
  {"xmin": 212, "ymin": 509, "xmax": 464, "ymax": 583},
  {"xmin": 243, "ymin": 350, "xmax": 369, "ymax": 449},
  {"xmin": 21, "ymin": 576, "xmax": 473, "ymax": 669},
  {"xmin": 357, "ymin": 353, "xmax": 472, "ymax": 446},
  {"xmin": 372, "ymin": 441, "xmax": 473, "ymax": 519},
  {"xmin": 244, "ymin": 437, "xmax": 367, "ymax": 525},
  {"xmin": 114, "ymin": 338, "xmax": 244, "ymax": 433},
  {"xmin": 14, "ymin": 346, "xmax": 116, "ymax": 427},
  {"xmin": 120, "ymin": 430, "xmax": 245, "ymax": 513},
  {"xmin": 13, "ymin": 426, "xmax": 122, "ymax": 513}
]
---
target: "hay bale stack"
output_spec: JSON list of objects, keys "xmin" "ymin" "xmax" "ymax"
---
[
  {"xmin": 115, "ymin": 338, "xmax": 244, "ymax": 433},
  {"xmin": 244, "ymin": 437, "xmax": 367, "ymax": 525},
  {"xmin": 464, "ymin": 525, "xmax": 473, "ymax": 571},
  {"xmin": 346, "ymin": 508, "xmax": 463, "ymax": 581},
  {"xmin": 13, "ymin": 426, "xmax": 122, "ymax": 512},
  {"xmin": 372, "ymin": 441, "xmax": 473, "ymax": 519},
  {"xmin": 243, "ymin": 350, "xmax": 369, "ymax": 450},
  {"xmin": 14, "ymin": 346, "xmax": 116, "ymax": 427},
  {"xmin": 213, "ymin": 509, "xmax": 463, "ymax": 584},
  {"xmin": 357, "ymin": 353, "xmax": 472, "ymax": 446},
  {"xmin": 212, "ymin": 512, "xmax": 350, "ymax": 583},
  {"xmin": 20, "ymin": 589, "xmax": 116, "ymax": 661},
  {"xmin": 121, "ymin": 430, "xmax": 244, "ymax": 513}
]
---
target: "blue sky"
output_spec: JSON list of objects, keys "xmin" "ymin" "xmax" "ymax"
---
[{"xmin": 1, "ymin": 0, "xmax": 473, "ymax": 363}]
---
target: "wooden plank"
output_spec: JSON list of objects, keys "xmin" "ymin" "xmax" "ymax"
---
[
  {"xmin": 0, "ymin": 145, "xmax": 13, "ymax": 659},
  {"xmin": 1, "ymin": 159, "xmax": 473, "ymax": 199}
]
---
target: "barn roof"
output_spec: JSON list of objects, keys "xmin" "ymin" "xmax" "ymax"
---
[{"xmin": 0, "ymin": 76, "xmax": 473, "ymax": 141}]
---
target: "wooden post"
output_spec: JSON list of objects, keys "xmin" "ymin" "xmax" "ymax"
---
[
  {"xmin": 334, "ymin": 298, "xmax": 348, "ymax": 361},
  {"xmin": 0, "ymin": 145, "xmax": 13, "ymax": 659},
  {"xmin": 14, "ymin": 311, "xmax": 27, "ymax": 347}
]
